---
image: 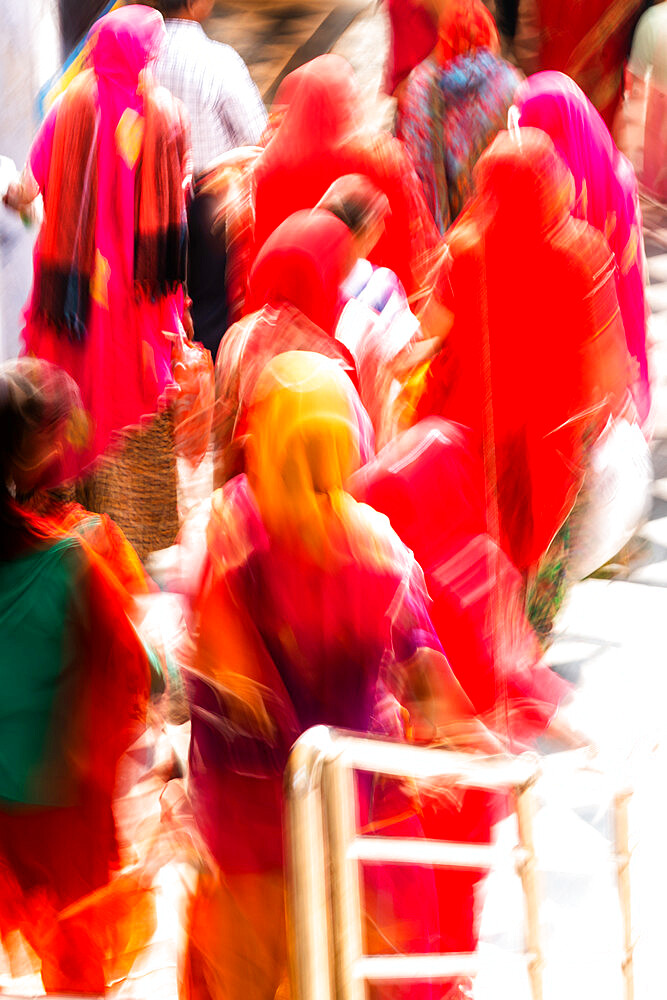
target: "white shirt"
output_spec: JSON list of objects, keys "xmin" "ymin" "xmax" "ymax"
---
[{"xmin": 154, "ymin": 19, "xmax": 268, "ymax": 174}]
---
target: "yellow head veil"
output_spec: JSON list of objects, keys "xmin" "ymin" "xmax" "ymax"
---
[{"xmin": 245, "ymin": 351, "xmax": 361, "ymax": 560}]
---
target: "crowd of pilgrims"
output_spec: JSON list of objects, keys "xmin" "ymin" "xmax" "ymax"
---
[{"xmin": 0, "ymin": 0, "xmax": 659, "ymax": 997}]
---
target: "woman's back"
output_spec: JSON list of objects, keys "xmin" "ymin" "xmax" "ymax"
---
[{"xmin": 0, "ymin": 536, "xmax": 85, "ymax": 805}]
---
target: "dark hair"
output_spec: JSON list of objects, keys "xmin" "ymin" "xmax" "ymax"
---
[
  {"xmin": 0, "ymin": 360, "xmax": 81, "ymax": 559},
  {"xmin": 317, "ymin": 175, "xmax": 390, "ymax": 238},
  {"xmin": 144, "ymin": 0, "xmax": 190, "ymax": 16}
]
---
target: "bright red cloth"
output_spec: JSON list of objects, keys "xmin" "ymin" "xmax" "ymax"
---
[
  {"xmin": 350, "ymin": 418, "xmax": 572, "ymax": 748},
  {"xmin": 417, "ymin": 128, "xmax": 631, "ymax": 570},
  {"xmin": 383, "ymin": 0, "xmax": 439, "ymax": 94},
  {"xmin": 251, "ymin": 55, "xmax": 439, "ymax": 297},
  {"xmin": 435, "ymin": 0, "xmax": 500, "ymax": 63},
  {"xmin": 245, "ymin": 209, "xmax": 354, "ymax": 336},
  {"xmin": 535, "ymin": 0, "xmax": 644, "ymax": 127}
]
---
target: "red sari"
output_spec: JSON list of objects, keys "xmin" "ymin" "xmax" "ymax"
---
[
  {"xmin": 213, "ymin": 210, "xmax": 369, "ymax": 485},
  {"xmin": 416, "ymin": 128, "xmax": 631, "ymax": 573},
  {"xmin": 250, "ymin": 55, "xmax": 439, "ymax": 299}
]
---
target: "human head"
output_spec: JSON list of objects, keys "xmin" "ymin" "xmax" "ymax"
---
[
  {"xmin": 89, "ymin": 4, "xmax": 166, "ymax": 87},
  {"xmin": 435, "ymin": 0, "xmax": 500, "ymax": 64},
  {"xmin": 471, "ymin": 126, "xmax": 575, "ymax": 235},
  {"xmin": 0, "ymin": 359, "xmax": 86, "ymax": 499},
  {"xmin": 246, "ymin": 209, "xmax": 356, "ymax": 335},
  {"xmin": 511, "ymin": 71, "xmax": 617, "ymax": 215},
  {"xmin": 317, "ymin": 175, "xmax": 391, "ymax": 261},
  {"xmin": 267, "ymin": 55, "xmax": 362, "ymax": 161},
  {"xmin": 245, "ymin": 351, "xmax": 361, "ymax": 557},
  {"xmin": 144, "ymin": 0, "xmax": 214, "ymax": 21}
]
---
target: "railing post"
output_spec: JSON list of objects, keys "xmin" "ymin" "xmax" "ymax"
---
[{"xmin": 514, "ymin": 778, "xmax": 543, "ymax": 1000}]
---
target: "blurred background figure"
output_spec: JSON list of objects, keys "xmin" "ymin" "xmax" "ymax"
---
[
  {"xmin": 213, "ymin": 209, "xmax": 363, "ymax": 486},
  {"xmin": 4, "ymin": 5, "xmax": 191, "ymax": 559},
  {"xmin": 239, "ymin": 54, "xmax": 439, "ymax": 305},
  {"xmin": 151, "ymin": 0, "xmax": 267, "ymax": 357},
  {"xmin": 617, "ymin": 0, "xmax": 667, "ymax": 207},
  {"xmin": 397, "ymin": 0, "xmax": 521, "ymax": 233},
  {"xmin": 514, "ymin": 0, "xmax": 644, "ymax": 127},
  {"xmin": 514, "ymin": 71, "xmax": 651, "ymax": 427},
  {"xmin": 413, "ymin": 128, "xmax": 632, "ymax": 638},
  {"xmin": 0, "ymin": 1, "xmax": 60, "ymax": 362},
  {"xmin": 0, "ymin": 358, "xmax": 155, "ymax": 995}
]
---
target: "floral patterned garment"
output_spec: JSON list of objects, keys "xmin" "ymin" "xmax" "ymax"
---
[{"xmin": 397, "ymin": 49, "xmax": 521, "ymax": 234}]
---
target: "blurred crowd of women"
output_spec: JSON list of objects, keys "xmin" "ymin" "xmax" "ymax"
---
[{"xmin": 0, "ymin": 0, "xmax": 663, "ymax": 997}]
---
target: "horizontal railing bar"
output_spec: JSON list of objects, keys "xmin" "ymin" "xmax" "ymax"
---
[
  {"xmin": 294, "ymin": 729, "xmax": 539, "ymax": 790},
  {"xmin": 348, "ymin": 836, "xmax": 526, "ymax": 870},
  {"xmin": 353, "ymin": 953, "xmax": 484, "ymax": 981}
]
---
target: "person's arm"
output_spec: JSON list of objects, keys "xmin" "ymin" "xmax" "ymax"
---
[
  {"xmin": 385, "ymin": 553, "xmax": 504, "ymax": 755},
  {"xmin": 3, "ymin": 165, "xmax": 39, "ymax": 213},
  {"xmin": 4, "ymin": 98, "xmax": 59, "ymax": 212},
  {"xmin": 398, "ymin": 646, "xmax": 505, "ymax": 754}
]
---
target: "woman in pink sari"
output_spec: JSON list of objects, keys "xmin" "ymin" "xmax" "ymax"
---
[
  {"xmin": 5, "ymin": 5, "xmax": 190, "ymax": 557},
  {"xmin": 513, "ymin": 71, "xmax": 650, "ymax": 425}
]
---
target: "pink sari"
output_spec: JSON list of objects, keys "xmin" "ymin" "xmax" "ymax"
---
[
  {"xmin": 514, "ymin": 71, "xmax": 650, "ymax": 425},
  {"xmin": 21, "ymin": 6, "xmax": 189, "ymax": 476}
]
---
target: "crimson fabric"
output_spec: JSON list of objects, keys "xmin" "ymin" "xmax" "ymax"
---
[
  {"xmin": 417, "ymin": 129, "xmax": 631, "ymax": 571},
  {"xmin": 245, "ymin": 209, "xmax": 354, "ymax": 336},
  {"xmin": 535, "ymin": 0, "xmax": 644, "ymax": 127},
  {"xmin": 514, "ymin": 71, "xmax": 650, "ymax": 424},
  {"xmin": 383, "ymin": 0, "xmax": 439, "ymax": 94},
  {"xmin": 350, "ymin": 418, "xmax": 572, "ymax": 747},
  {"xmin": 251, "ymin": 55, "xmax": 439, "ymax": 297},
  {"xmin": 435, "ymin": 0, "xmax": 500, "ymax": 63},
  {"xmin": 351, "ymin": 418, "xmax": 572, "ymax": 958}
]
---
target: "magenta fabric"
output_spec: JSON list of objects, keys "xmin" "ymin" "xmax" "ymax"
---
[
  {"xmin": 22, "ymin": 6, "xmax": 185, "ymax": 476},
  {"xmin": 515, "ymin": 71, "xmax": 650, "ymax": 424}
]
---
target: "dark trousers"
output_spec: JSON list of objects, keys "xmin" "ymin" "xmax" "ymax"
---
[{"xmin": 187, "ymin": 186, "xmax": 229, "ymax": 359}]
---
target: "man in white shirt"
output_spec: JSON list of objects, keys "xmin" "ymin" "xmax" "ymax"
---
[{"xmin": 151, "ymin": 0, "xmax": 268, "ymax": 354}]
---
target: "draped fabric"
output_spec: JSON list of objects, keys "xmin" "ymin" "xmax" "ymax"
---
[
  {"xmin": 213, "ymin": 304, "xmax": 373, "ymax": 487},
  {"xmin": 21, "ymin": 5, "xmax": 191, "ymax": 476},
  {"xmin": 515, "ymin": 71, "xmax": 650, "ymax": 424},
  {"xmin": 435, "ymin": 0, "xmax": 501, "ymax": 62},
  {"xmin": 350, "ymin": 418, "xmax": 572, "ymax": 749},
  {"xmin": 250, "ymin": 55, "xmax": 439, "ymax": 298},
  {"xmin": 245, "ymin": 209, "xmax": 354, "ymax": 336},
  {"xmin": 0, "ymin": 531, "xmax": 152, "ymax": 992},
  {"xmin": 383, "ymin": 0, "xmax": 439, "ymax": 94},
  {"xmin": 534, "ymin": 0, "xmax": 644, "ymax": 127},
  {"xmin": 185, "ymin": 352, "xmax": 446, "ymax": 999},
  {"xmin": 397, "ymin": 47, "xmax": 521, "ymax": 233},
  {"xmin": 416, "ymin": 128, "xmax": 631, "ymax": 571}
]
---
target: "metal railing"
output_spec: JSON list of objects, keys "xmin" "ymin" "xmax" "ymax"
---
[{"xmin": 284, "ymin": 726, "xmax": 543, "ymax": 1000}]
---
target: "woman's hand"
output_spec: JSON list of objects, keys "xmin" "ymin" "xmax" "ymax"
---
[{"xmin": 401, "ymin": 647, "xmax": 506, "ymax": 755}]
